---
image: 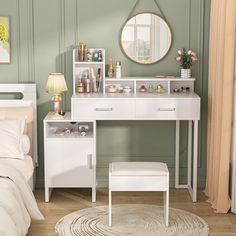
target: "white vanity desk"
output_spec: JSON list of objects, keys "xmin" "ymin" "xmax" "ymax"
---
[
  {"xmin": 44, "ymin": 48, "xmax": 201, "ymax": 202},
  {"xmin": 71, "ymin": 88, "xmax": 201, "ymax": 202}
]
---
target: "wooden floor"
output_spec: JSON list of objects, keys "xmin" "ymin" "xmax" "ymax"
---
[{"xmin": 28, "ymin": 188, "xmax": 236, "ymax": 236}]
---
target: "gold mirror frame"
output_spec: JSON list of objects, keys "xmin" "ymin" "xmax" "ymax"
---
[{"xmin": 120, "ymin": 12, "xmax": 172, "ymax": 65}]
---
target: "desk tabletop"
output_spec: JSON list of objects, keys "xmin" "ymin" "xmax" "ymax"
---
[{"xmin": 72, "ymin": 92, "xmax": 200, "ymax": 100}]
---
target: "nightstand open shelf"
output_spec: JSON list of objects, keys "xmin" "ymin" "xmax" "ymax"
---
[{"xmin": 46, "ymin": 121, "xmax": 94, "ymax": 139}]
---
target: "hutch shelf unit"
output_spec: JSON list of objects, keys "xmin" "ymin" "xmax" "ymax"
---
[
  {"xmin": 73, "ymin": 48, "xmax": 195, "ymax": 96},
  {"xmin": 44, "ymin": 112, "xmax": 96, "ymax": 202}
]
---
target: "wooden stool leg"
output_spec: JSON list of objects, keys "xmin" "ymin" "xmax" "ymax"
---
[
  {"xmin": 163, "ymin": 190, "xmax": 169, "ymax": 226},
  {"xmin": 109, "ymin": 189, "xmax": 112, "ymax": 226}
]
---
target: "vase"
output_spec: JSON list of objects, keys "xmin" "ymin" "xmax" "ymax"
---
[{"xmin": 181, "ymin": 69, "xmax": 191, "ymax": 78}]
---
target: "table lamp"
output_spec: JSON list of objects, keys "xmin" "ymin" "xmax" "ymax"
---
[{"xmin": 46, "ymin": 73, "xmax": 68, "ymax": 119}]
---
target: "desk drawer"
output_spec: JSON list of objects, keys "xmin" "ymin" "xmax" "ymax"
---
[
  {"xmin": 72, "ymin": 99, "xmax": 135, "ymax": 120},
  {"xmin": 135, "ymin": 98, "xmax": 200, "ymax": 120}
]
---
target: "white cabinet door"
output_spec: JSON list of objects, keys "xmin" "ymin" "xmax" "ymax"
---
[{"xmin": 46, "ymin": 139, "xmax": 94, "ymax": 187}]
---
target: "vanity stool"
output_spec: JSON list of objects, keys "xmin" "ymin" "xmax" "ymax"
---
[{"xmin": 108, "ymin": 162, "xmax": 169, "ymax": 227}]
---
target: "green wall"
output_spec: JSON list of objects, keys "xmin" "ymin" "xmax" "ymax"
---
[{"xmin": 0, "ymin": 0, "xmax": 210, "ymax": 187}]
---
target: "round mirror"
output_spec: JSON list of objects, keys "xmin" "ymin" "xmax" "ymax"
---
[{"xmin": 120, "ymin": 13, "xmax": 172, "ymax": 64}]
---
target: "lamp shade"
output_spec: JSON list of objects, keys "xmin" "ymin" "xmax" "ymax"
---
[{"xmin": 46, "ymin": 73, "xmax": 68, "ymax": 94}]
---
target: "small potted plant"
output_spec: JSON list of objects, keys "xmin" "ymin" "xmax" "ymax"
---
[{"xmin": 175, "ymin": 48, "xmax": 198, "ymax": 78}]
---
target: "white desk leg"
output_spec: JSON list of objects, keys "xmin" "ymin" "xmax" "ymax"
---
[
  {"xmin": 193, "ymin": 120, "xmax": 198, "ymax": 202},
  {"xmin": 109, "ymin": 189, "xmax": 112, "ymax": 226},
  {"xmin": 188, "ymin": 121, "xmax": 192, "ymax": 186},
  {"xmin": 92, "ymin": 187, "xmax": 96, "ymax": 202},
  {"xmin": 175, "ymin": 120, "xmax": 180, "ymax": 188},
  {"xmin": 92, "ymin": 120, "xmax": 96, "ymax": 203}
]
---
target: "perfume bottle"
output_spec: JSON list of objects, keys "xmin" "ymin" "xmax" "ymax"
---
[
  {"xmin": 156, "ymin": 84, "xmax": 163, "ymax": 94},
  {"xmin": 108, "ymin": 58, "xmax": 114, "ymax": 78},
  {"xmin": 115, "ymin": 61, "xmax": 121, "ymax": 78},
  {"xmin": 86, "ymin": 49, "xmax": 92, "ymax": 62},
  {"xmin": 77, "ymin": 80, "xmax": 84, "ymax": 93},
  {"xmin": 85, "ymin": 72, "xmax": 91, "ymax": 93},
  {"xmin": 78, "ymin": 42, "xmax": 86, "ymax": 61},
  {"xmin": 90, "ymin": 68, "xmax": 97, "ymax": 93},
  {"xmin": 92, "ymin": 50, "xmax": 99, "ymax": 62},
  {"xmin": 98, "ymin": 50, "xmax": 103, "ymax": 62},
  {"xmin": 95, "ymin": 68, "xmax": 101, "ymax": 93},
  {"xmin": 148, "ymin": 84, "xmax": 154, "ymax": 93}
]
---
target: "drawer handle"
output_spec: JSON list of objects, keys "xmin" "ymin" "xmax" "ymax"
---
[
  {"xmin": 87, "ymin": 154, "xmax": 92, "ymax": 169},
  {"xmin": 157, "ymin": 108, "xmax": 176, "ymax": 111},
  {"xmin": 94, "ymin": 108, "xmax": 113, "ymax": 111}
]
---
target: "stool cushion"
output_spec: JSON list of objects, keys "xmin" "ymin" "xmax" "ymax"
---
[{"xmin": 110, "ymin": 162, "xmax": 169, "ymax": 176}]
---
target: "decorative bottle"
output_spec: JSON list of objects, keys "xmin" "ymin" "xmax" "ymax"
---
[
  {"xmin": 96, "ymin": 68, "xmax": 101, "ymax": 93},
  {"xmin": 77, "ymin": 77, "xmax": 84, "ymax": 93},
  {"xmin": 85, "ymin": 72, "xmax": 90, "ymax": 93},
  {"xmin": 78, "ymin": 42, "xmax": 86, "ymax": 61},
  {"xmin": 115, "ymin": 61, "xmax": 121, "ymax": 78},
  {"xmin": 108, "ymin": 58, "xmax": 114, "ymax": 78},
  {"xmin": 98, "ymin": 50, "xmax": 103, "ymax": 62},
  {"xmin": 90, "ymin": 68, "xmax": 96, "ymax": 92}
]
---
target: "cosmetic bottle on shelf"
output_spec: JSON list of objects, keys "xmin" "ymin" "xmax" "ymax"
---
[
  {"xmin": 78, "ymin": 42, "xmax": 86, "ymax": 61},
  {"xmin": 86, "ymin": 49, "xmax": 92, "ymax": 62},
  {"xmin": 92, "ymin": 50, "xmax": 99, "ymax": 62},
  {"xmin": 98, "ymin": 50, "xmax": 103, "ymax": 62},
  {"xmin": 90, "ymin": 68, "xmax": 96, "ymax": 93},
  {"xmin": 115, "ymin": 61, "xmax": 121, "ymax": 78},
  {"xmin": 85, "ymin": 77, "xmax": 91, "ymax": 93},
  {"xmin": 95, "ymin": 68, "xmax": 101, "ymax": 93},
  {"xmin": 108, "ymin": 58, "xmax": 114, "ymax": 78},
  {"xmin": 77, "ymin": 79, "xmax": 84, "ymax": 93},
  {"xmin": 148, "ymin": 84, "xmax": 154, "ymax": 93}
]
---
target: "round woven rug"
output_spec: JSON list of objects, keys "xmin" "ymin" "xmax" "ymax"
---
[{"xmin": 55, "ymin": 204, "xmax": 209, "ymax": 236}]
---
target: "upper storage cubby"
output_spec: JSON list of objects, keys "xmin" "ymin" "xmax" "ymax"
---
[
  {"xmin": 105, "ymin": 77, "xmax": 195, "ymax": 95},
  {"xmin": 73, "ymin": 48, "xmax": 105, "ymax": 95}
]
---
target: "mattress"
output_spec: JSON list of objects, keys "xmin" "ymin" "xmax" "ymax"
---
[{"xmin": 0, "ymin": 155, "xmax": 34, "ymax": 182}]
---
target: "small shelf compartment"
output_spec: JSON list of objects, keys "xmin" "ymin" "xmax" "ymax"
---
[
  {"xmin": 169, "ymin": 79, "xmax": 194, "ymax": 94},
  {"xmin": 105, "ymin": 80, "xmax": 135, "ymax": 94},
  {"xmin": 104, "ymin": 77, "xmax": 195, "ymax": 95},
  {"xmin": 46, "ymin": 121, "xmax": 94, "ymax": 139}
]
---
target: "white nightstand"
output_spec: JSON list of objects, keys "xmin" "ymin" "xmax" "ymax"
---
[{"xmin": 43, "ymin": 112, "xmax": 96, "ymax": 202}]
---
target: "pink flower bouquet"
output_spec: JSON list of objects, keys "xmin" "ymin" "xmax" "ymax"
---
[{"xmin": 175, "ymin": 48, "xmax": 198, "ymax": 69}]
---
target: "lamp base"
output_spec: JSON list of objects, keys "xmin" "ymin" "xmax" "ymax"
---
[{"xmin": 51, "ymin": 112, "xmax": 63, "ymax": 120}]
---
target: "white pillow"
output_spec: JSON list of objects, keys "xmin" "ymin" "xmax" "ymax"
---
[
  {"xmin": 22, "ymin": 134, "xmax": 30, "ymax": 155},
  {"xmin": 0, "ymin": 119, "xmax": 25, "ymax": 159}
]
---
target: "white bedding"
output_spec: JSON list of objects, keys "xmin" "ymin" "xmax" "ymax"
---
[
  {"xmin": 0, "ymin": 155, "xmax": 34, "ymax": 181},
  {"xmin": 0, "ymin": 163, "xmax": 44, "ymax": 236}
]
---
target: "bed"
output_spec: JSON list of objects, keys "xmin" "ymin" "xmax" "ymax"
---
[{"xmin": 0, "ymin": 84, "xmax": 43, "ymax": 235}]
